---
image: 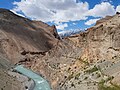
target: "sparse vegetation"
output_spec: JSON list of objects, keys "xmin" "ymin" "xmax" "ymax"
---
[
  {"xmin": 71, "ymin": 82, "xmax": 75, "ymax": 88},
  {"xmin": 67, "ymin": 73, "xmax": 74, "ymax": 80},
  {"xmin": 98, "ymin": 77, "xmax": 119, "ymax": 90},
  {"xmin": 97, "ymin": 73, "xmax": 101, "ymax": 78},
  {"xmin": 84, "ymin": 76, "xmax": 88, "ymax": 80},
  {"xmin": 106, "ymin": 76, "xmax": 114, "ymax": 82},
  {"xmin": 98, "ymin": 81, "xmax": 120, "ymax": 90},
  {"xmin": 85, "ymin": 65, "xmax": 98, "ymax": 73},
  {"xmin": 67, "ymin": 67, "xmax": 71, "ymax": 72},
  {"xmin": 64, "ymin": 76, "xmax": 67, "ymax": 79},
  {"xmin": 78, "ymin": 80, "xmax": 81, "ymax": 84},
  {"xmin": 75, "ymin": 73, "xmax": 80, "ymax": 80}
]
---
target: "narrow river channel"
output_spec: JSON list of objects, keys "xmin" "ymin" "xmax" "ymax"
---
[{"xmin": 14, "ymin": 65, "xmax": 52, "ymax": 90}]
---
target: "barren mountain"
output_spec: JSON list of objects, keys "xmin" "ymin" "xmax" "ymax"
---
[
  {"xmin": 0, "ymin": 8, "xmax": 60, "ymax": 90},
  {"xmin": 0, "ymin": 8, "xmax": 120, "ymax": 90},
  {"xmin": 27, "ymin": 14, "xmax": 120, "ymax": 90},
  {"xmin": 0, "ymin": 8, "xmax": 60, "ymax": 64}
]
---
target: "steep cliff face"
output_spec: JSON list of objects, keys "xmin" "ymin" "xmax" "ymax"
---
[
  {"xmin": 0, "ymin": 8, "xmax": 120, "ymax": 90},
  {"xmin": 0, "ymin": 55, "xmax": 24, "ymax": 90},
  {"xmin": 65, "ymin": 15, "xmax": 120, "ymax": 63},
  {"xmin": 77, "ymin": 15, "xmax": 120, "ymax": 62},
  {"xmin": 56, "ymin": 15, "xmax": 120, "ymax": 90},
  {"xmin": 0, "ymin": 8, "xmax": 60, "ymax": 64},
  {"xmin": 95, "ymin": 16, "xmax": 113, "ymax": 25}
]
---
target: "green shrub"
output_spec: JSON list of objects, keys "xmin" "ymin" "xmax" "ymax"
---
[
  {"xmin": 85, "ymin": 65, "xmax": 98, "ymax": 73},
  {"xmin": 75, "ymin": 73, "xmax": 80, "ymax": 80},
  {"xmin": 98, "ymin": 79, "xmax": 120, "ymax": 90}
]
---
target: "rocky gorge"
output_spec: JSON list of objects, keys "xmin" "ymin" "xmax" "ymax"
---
[{"xmin": 0, "ymin": 8, "xmax": 120, "ymax": 90}]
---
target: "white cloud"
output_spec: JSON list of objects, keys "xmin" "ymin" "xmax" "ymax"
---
[
  {"xmin": 116, "ymin": 5, "xmax": 120, "ymax": 12},
  {"xmin": 101, "ymin": 0, "xmax": 112, "ymax": 3},
  {"xmin": 73, "ymin": 22, "xmax": 77, "ymax": 25},
  {"xmin": 12, "ymin": 1, "xmax": 119, "ymax": 30},
  {"xmin": 86, "ymin": 2, "xmax": 115, "ymax": 17},
  {"xmin": 85, "ymin": 18, "xmax": 101, "ymax": 25},
  {"xmin": 12, "ymin": 0, "xmax": 89, "ymax": 23},
  {"xmin": 56, "ymin": 23, "xmax": 68, "ymax": 30}
]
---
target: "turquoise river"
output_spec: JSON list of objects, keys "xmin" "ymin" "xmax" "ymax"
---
[{"xmin": 14, "ymin": 65, "xmax": 52, "ymax": 90}]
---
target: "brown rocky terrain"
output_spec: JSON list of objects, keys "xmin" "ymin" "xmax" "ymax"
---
[
  {"xmin": 0, "ymin": 8, "xmax": 60, "ymax": 90},
  {"xmin": 0, "ymin": 8, "xmax": 120, "ymax": 90},
  {"xmin": 77, "ymin": 14, "xmax": 120, "ymax": 62},
  {"xmin": 0, "ymin": 8, "xmax": 60, "ymax": 64},
  {"xmin": 27, "ymin": 14, "xmax": 120, "ymax": 90},
  {"xmin": 0, "ymin": 55, "xmax": 24, "ymax": 90}
]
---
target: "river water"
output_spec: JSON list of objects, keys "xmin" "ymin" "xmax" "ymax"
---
[{"xmin": 14, "ymin": 65, "xmax": 52, "ymax": 90}]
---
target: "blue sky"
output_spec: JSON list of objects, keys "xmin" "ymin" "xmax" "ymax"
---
[{"xmin": 0, "ymin": 0, "xmax": 120, "ymax": 33}]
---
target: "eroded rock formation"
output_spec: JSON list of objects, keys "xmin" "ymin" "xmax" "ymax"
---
[{"xmin": 0, "ymin": 8, "xmax": 120, "ymax": 90}]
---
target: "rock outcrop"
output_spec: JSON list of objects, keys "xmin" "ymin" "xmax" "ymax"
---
[
  {"xmin": 0, "ymin": 8, "xmax": 60, "ymax": 64},
  {"xmin": 75, "ymin": 14, "xmax": 120, "ymax": 63},
  {"xmin": 0, "ymin": 8, "xmax": 60, "ymax": 90},
  {"xmin": 0, "ymin": 8, "xmax": 120, "ymax": 90}
]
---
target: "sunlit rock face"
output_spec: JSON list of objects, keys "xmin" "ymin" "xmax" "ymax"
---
[
  {"xmin": 0, "ymin": 8, "xmax": 60, "ymax": 64},
  {"xmin": 0, "ymin": 8, "xmax": 120, "ymax": 90},
  {"xmin": 78, "ymin": 15, "xmax": 120, "ymax": 63}
]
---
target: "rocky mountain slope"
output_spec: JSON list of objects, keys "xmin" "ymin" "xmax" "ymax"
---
[
  {"xmin": 61, "ymin": 14, "xmax": 120, "ymax": 90},
  {"xmin": 0, "ymin": 8, "xmax": 60, "ymax": 90},
  {"xmin": 68, "ymin": 14, "xmax": 120, "ymax": 63},
  {"xmin": 0, "ymin": 8, "xmax": 60, "ymax": 64},
  {"xmin": 0, "ymin": 55, "xmax": 25, "ymax": 90},
  {"xmin": 27, "ymin": 14, "xmax": 120, "ymax": 90},
  {"xmin": 0, "ymin": 8, "xmax": 120, "ymax": 90}
]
